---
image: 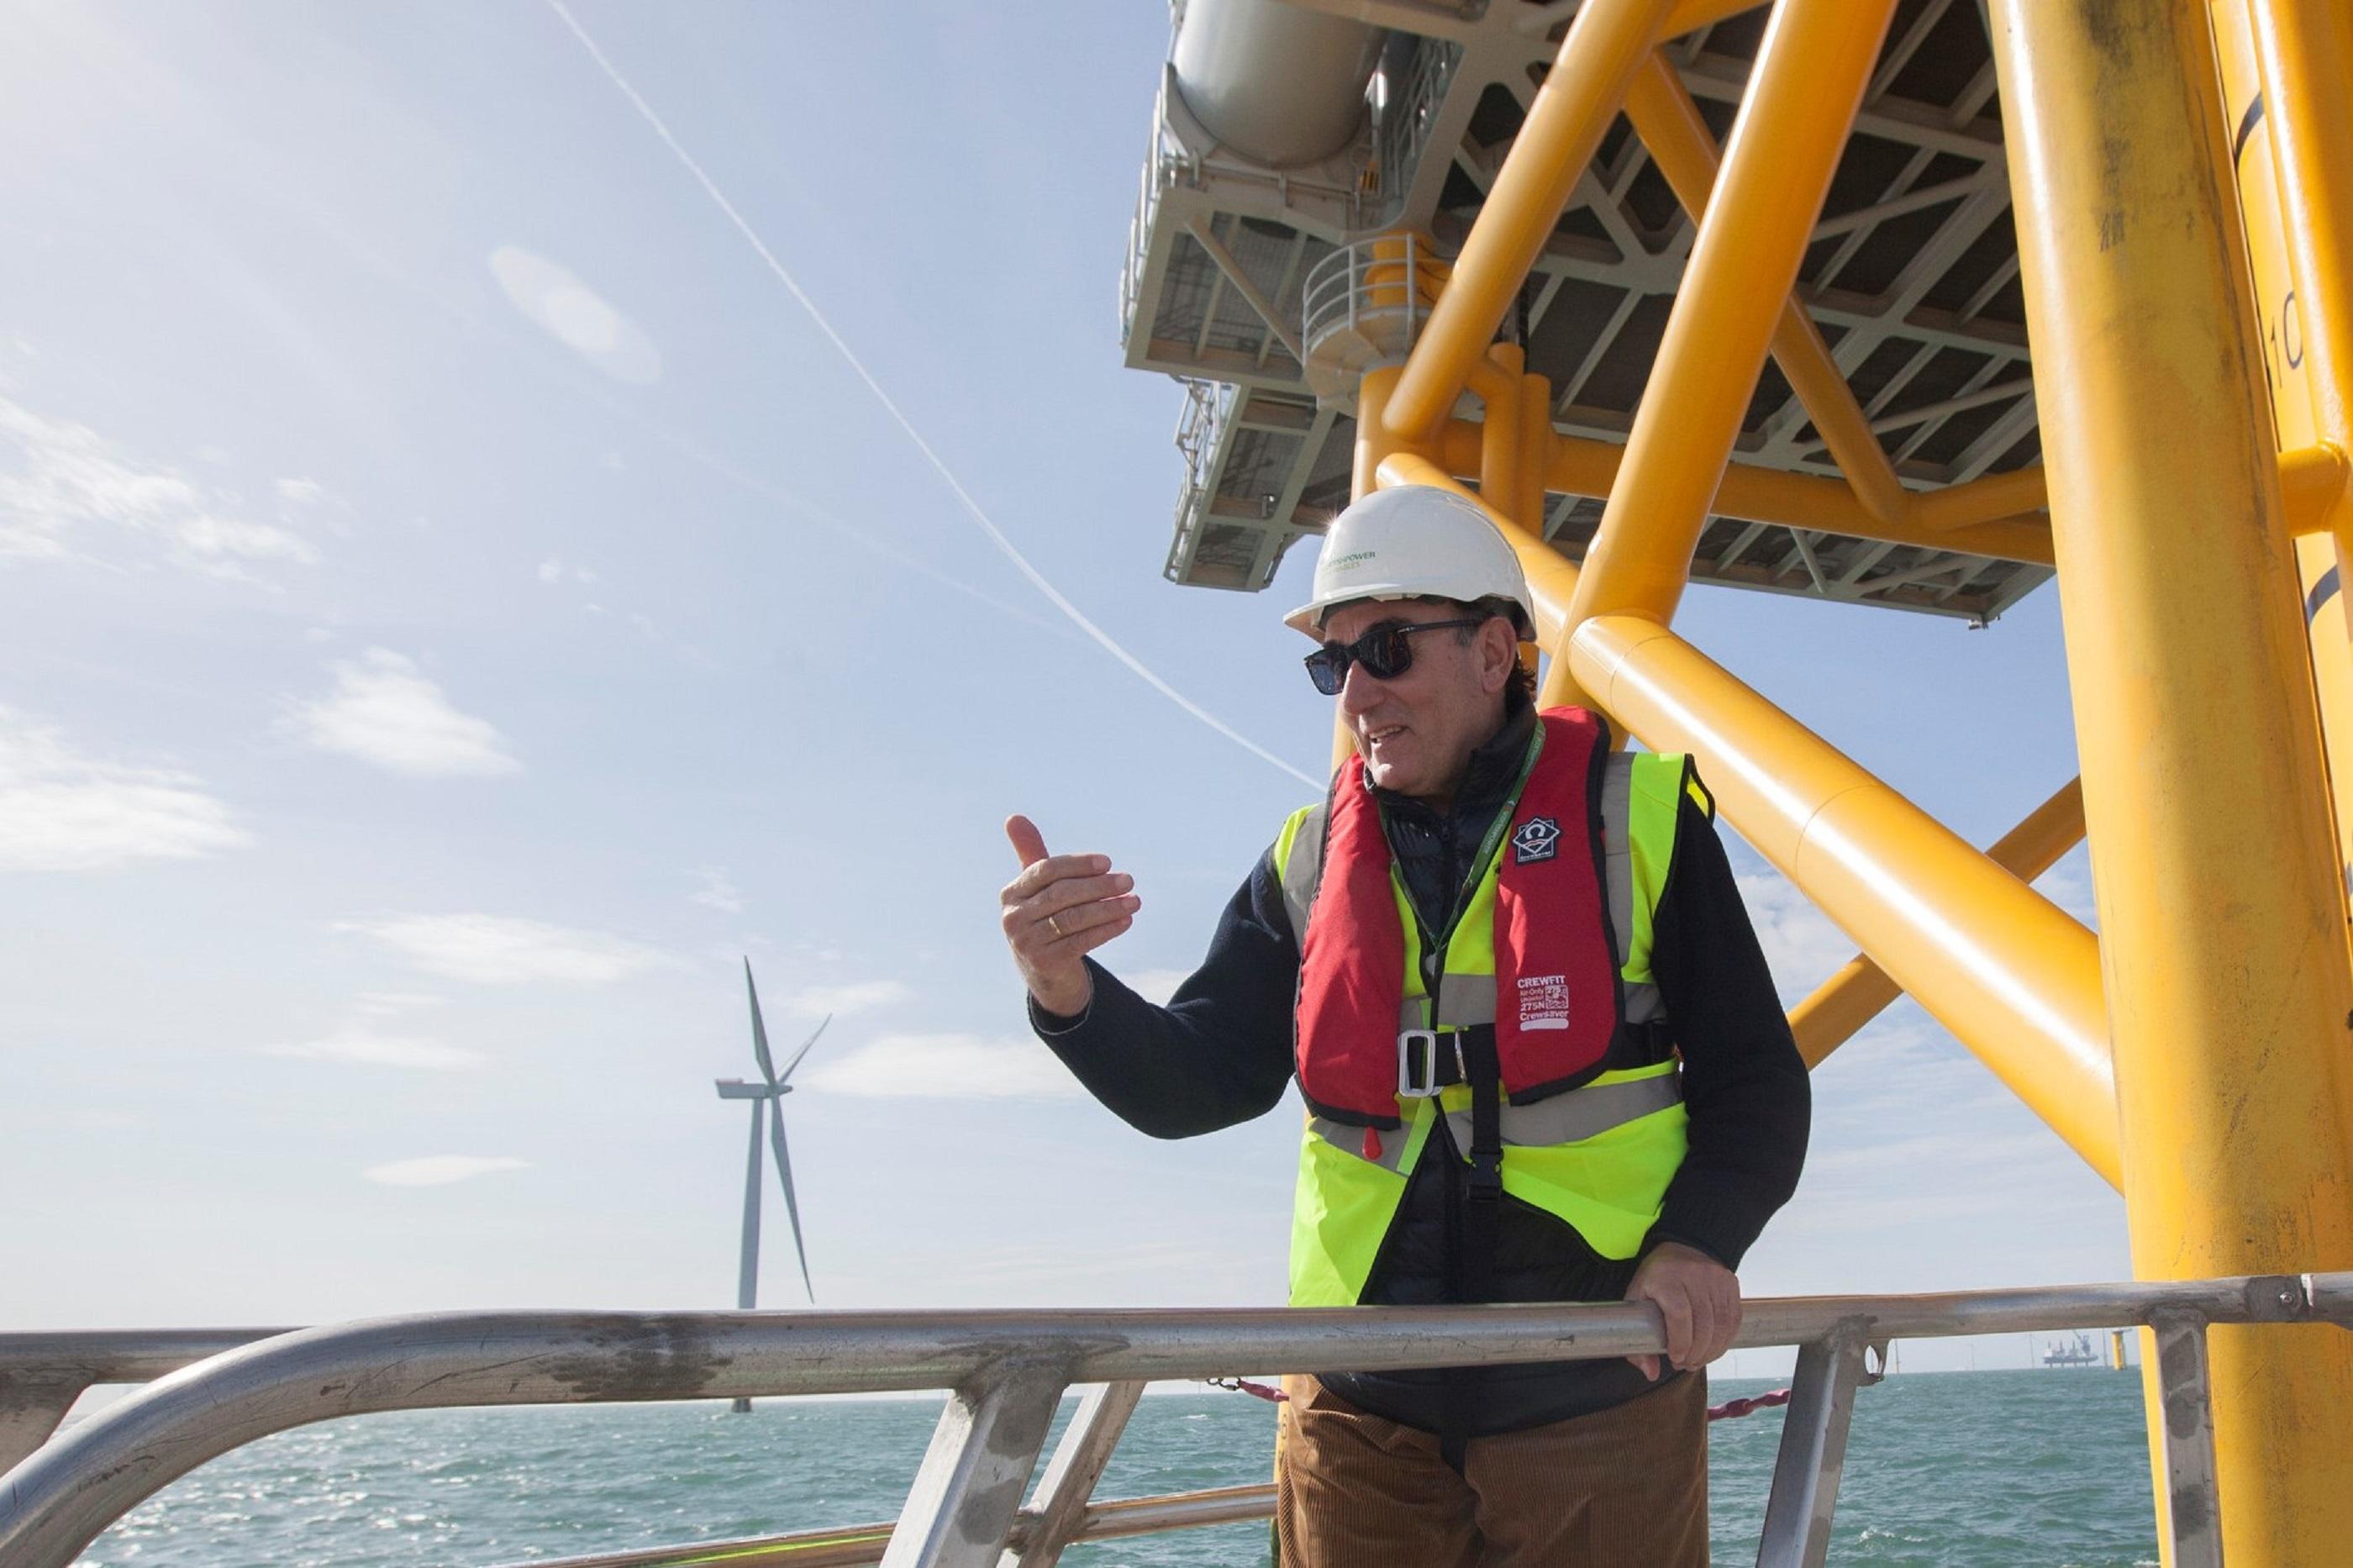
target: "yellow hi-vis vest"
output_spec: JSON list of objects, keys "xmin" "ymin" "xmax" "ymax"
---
[{"xmin": 1272, "ymin": 750, "xmax": 1707, "ymax": 1308}]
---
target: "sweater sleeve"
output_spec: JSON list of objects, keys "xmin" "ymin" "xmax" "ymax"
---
[
  {"xmin": 1026, "ymin": 851, "xmax": 1300, "ymax": 1139},
  {"xmin": 1641, "ymin": 792, "xmax": 1812, "ymax": 1269}
]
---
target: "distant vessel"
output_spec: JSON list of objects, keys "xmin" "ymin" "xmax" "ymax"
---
[{"xmin": 2042, "ymin": 1332, "xmax": 2103, "ymax": 1369}]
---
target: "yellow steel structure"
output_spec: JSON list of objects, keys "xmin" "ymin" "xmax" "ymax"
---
[
  {"xmin": 1551, "ymin": 0, "xmax": 1896, "ymax": 691},
  {"xmin": 1308, "ymin": 0, "xmax": 2353, "ymax": 1553},
  {"xmin": 1988, "ymin": 5, "xmax": 2353, "ymax": 1560},
  {"xmin": 1380, "ymin": 0, "xmax": 1677, "ymax": 445},
  {"xmin": 1787, "ymin": 778, "xmax": 2085, "ymax": 1069}
]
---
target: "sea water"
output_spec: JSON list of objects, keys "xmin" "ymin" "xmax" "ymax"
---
[{"xmin": 76, "ymin": 1370, "xmax": 2156, "ymax": 1567}]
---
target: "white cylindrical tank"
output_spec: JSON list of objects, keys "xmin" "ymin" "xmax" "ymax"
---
[{"xmin": 1171, "ymin": 0, "xmax": 1382, "ymax": 169}]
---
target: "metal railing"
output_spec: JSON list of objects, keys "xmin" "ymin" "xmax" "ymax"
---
[
  {"xmin": 1165, "ymin": 377, "xmax": 1241, "ymax": 581},
  {"xmin": 5, "ymin": 1274, "xmax": 2350, "ymax": 1568},
  {"xmin": 1299, "ymin": 232, "xmax": 1451, "ymax": 405},
  {"xmin": 1370, "ymin": 35, "xmax": 1461, "ymax": 215},
  {"xmin": 1119, "ymin": 76, "xmax": 1198, "ymax": 349}
]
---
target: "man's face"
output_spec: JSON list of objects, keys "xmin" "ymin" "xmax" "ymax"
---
[{"xmin": 1321, "ymin": 597, "xmax": 1512, "ymax": 802}]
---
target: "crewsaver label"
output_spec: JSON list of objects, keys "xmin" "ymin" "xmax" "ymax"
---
[{"xmin": 1517, "ymin": 972, "xmax": 1571, "ymax": 1032}]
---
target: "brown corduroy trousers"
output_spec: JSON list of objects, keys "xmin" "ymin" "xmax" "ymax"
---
[{"xmin": 1273, "ymin": 1371, "xmax": 1709, "ymax": 1566}]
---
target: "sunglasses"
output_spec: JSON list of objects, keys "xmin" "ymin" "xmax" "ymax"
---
[{"xmin": 1303, "ymin": 618, "xmax": 1487, "ymax": 696}]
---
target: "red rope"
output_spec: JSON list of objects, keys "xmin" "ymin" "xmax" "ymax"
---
[{"xmin": 1706, "ymin": 1386, "xmax": 1792, "ymax": 1421}]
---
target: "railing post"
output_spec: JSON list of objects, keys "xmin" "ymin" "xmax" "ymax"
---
[
  {"xmin": 0, "ymin": 1375, "xmax": 91, "ymax": 1474},
  {"xmin": 881, "ymin": 1365, "xmax": 1068, "ymax": 1568},
  {"xmin": 1004, "ymin": 1380, "xmax": 1144, "ymax": 1568},
  {"xmin": 2145, "ymin": 1308, "xmax": 2225, "ymax": 1568},
  {"xmin": 1755, "ymin": 1318, "xmax": 1870, "ymax": 1568}
]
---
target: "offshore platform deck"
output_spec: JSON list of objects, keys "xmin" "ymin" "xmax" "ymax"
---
[{"xmin": 1124, "ymin": 0, "xmax": 2047, "ymax": 621}]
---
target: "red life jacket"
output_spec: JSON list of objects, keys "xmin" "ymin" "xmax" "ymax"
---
[{"xmin": 1293, "ymin": 708, "xmax": 1621, "ymax": 1127}]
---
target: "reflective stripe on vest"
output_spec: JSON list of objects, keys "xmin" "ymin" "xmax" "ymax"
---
[
  {"xmin": 1272, "ymin": 746, "xmax": 1703, "ymax": 1308},
  {"xmin": 1295, "ymin": 710, "xmax": 1617, "ymax": 1123}
]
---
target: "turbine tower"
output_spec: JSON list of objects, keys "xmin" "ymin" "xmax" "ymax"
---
[{"xmin": 714, "ymin": 959, "xmax": 824, "ymax": 1410}]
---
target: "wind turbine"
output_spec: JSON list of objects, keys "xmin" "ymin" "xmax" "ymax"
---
[{"xmin": 715, "ymin": 959, "xmax": 826, "ymax": 1409}]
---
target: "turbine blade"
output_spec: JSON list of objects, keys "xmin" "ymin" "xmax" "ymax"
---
[
  {"xmin": 776, "ymin": 1014, "xmax": 830, "ymax": 1086},
  {"xmin": 745, "ymin": 957, "xmax": 777, "ymax": 1087},
  {"xmin": 767, "ymin": 1098, "xmax": 814, "ymax": 1302}
]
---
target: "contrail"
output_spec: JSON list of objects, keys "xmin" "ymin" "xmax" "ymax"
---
[{"xmin": 544, "ymin": 0, "xmax": 1321, "ymax": 791}]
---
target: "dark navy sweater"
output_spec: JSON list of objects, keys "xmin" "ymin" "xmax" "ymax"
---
[{"xmin": 1030, "ymin": 708, "xmax": 1809, "ymax": 1434}]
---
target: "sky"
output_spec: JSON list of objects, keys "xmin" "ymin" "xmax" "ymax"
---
[{"xmin": 0, "ymin": 2, "xmax": 2122, "ymax": 1380}]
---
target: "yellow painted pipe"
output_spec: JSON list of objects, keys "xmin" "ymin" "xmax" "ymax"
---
[
  {"xmin": 1789, "ymin": 778, "xmax": 2085, "ymax": 1067},
  {"xmin": 2281, "ymin": 441, "xmax": 2351, "ymax": 532},
  {"xmin": 1623, "ymin": 54, "xmax": 1910, "ymax": 529},
  {"xmin": 2250, "ymin": 0, "xmax": 2353, "ymax": 562},
  {"xmin": 1477, "ymin": 345, "xmax": 1525, "ymax": 524},
  {"xmin": 1561, "ymin": 0, "xmax": 1898, "ymax": 646},
  {"xmin": 1663, "ymin": 0, "xmax": 1769, "ymax": 37},
  {"xmin": 1382, "ymin": 451, "xmax": 2121, "ymax": 1183},
  {"xmin": 1991, "ymin": 0, "xmax": 2353, "ymax": 1556},
  {"xmin": 1532, "ymin": 430, "xmax": 2059, "ymax": 566},
  {"xmin": 1562, "ymin": 0, "xmax": 1892, "ymax": 654},
  {"xmin": 1516, "ymin": 371, "xmax": 1554, "ymax": 535},
  {"xmin": 1382, "ymin": 0, "xmax": 1677, "ymax": 443},
  {"xmin": 1908, "ymin": 466, "xmax": 2048, "ymax": 532},
  {"xmin": 1566, "ymin": 611, "xmax": 2119, "ymax": 1184},
  {"xmin": 2212, "ymin": 3, "xmax": 2353, "ymax": 954},
  {"xmin": 1350, "ymin": 364, "xmax": 1417, "ymax": 508},
  {"xmin": 1498, "ymin": 412, "xmax": 2331, "ymax": 549}
]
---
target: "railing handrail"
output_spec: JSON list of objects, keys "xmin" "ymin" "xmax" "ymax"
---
[{"xmin": 5, "ymin": 1273, "xmax": 2347, "ymax": 1568}]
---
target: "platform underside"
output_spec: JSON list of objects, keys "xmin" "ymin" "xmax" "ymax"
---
[{"xmin": 1123, "ymin": 0, "xmax": 2045, "ymax": 622}]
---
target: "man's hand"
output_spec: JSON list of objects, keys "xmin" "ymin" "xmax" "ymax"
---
[
  {"xmin": 1623, "ymin": 1241, "xmax": 1741, "ymax": 1381},
  {"xmin": 1001, "ymin": 815, "xmax": 1140, "ymax": 1018}
]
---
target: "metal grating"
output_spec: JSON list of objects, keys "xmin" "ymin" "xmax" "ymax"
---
[{"xmin": 1123, "ymin": 0, "xmax": 2050, "ymax": 622}]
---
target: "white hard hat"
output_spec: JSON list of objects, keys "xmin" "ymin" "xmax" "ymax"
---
[{"xmin": 1284, "ymin": 485, "xmax": 1535, "ymax": 639}]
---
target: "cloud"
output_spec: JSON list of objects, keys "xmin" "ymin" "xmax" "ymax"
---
[
  {"xmin": 364, "ymin": 1155, "xmax": 529, "ymax": 1187},
  {"xmin": 275, "ymin": 477, "xmax": 325, "ymax": 505},
  {"xmin": 0, "ymin": 395, "xmax": 318, "ymax": 578},
  {"xmin": 787, "ymin": 979, "xmax": 908, "ymax": 1018},
  {"xmin": 1731, "ymin": 866, "xmax": 1858, "ymax": 1005},
  {"xmin": 1124, "ymin": 968, "xmax": 1190, "ymax": 1007},
  {"xmin": 802, "ymin": 1032, "xmax": 1082, "ymax": 1099},
  {"xmin": 354, "ymin": 991, "xmax": 445, "ymax": 1016},
  {"xmin": 537, "ymin": 555, "xmax": 595, "ymax": 585},
  {"xmin": 689, "ymin": 868, "xmax": 744, "ymax": 914},
  {"xmin": 263, "ymin": 1028, "xmax": 484, "ymax": 1072},
  {"xmin": 489, "ymin": 246, "xmax": 661, "ymax": 383},
  {"xmin": 0, "ymin": 707, "xmax": 249, "ymax": 871},
  {"xmin": 287, "ymin": 649, "xmax": 520, "ymax": 778},
  {"xmin": 338, "ymin": 913, "xmax": 671, "ymax": 986}
]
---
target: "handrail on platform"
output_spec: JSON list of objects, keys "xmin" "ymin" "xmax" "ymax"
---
[{"xmin": 4, "ymin": 1273, "xmax": 2349, "ymax": 1568}]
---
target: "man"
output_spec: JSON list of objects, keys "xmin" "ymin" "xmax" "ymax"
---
[{"xmin": 1000, "ymin": 484, "xmax": 1808, "ymax": 1565}]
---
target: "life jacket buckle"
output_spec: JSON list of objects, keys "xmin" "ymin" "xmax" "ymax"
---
[{"xmin": 1397, "ymin": 1029, "xmax": 1456, "ymax": 1097}]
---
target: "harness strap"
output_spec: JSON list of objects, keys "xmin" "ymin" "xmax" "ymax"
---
[
  {"xmin": 1458, "ymin": 1024, "xmax": 1506, "ymax": 1298},
  {"xmin": 1442, "ymin": 1018, "xmax": 1507, "ymax": 1473}
]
